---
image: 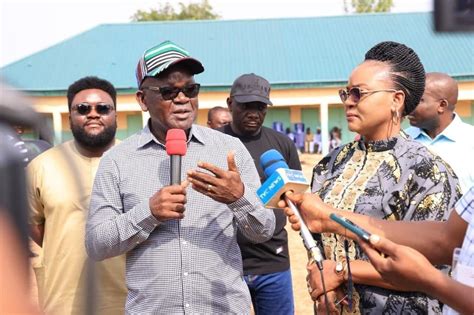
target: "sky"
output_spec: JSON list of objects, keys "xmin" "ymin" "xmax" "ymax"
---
[{"xmin": 0, "ymin": 0, "xmax": 432, "ymax": 67}]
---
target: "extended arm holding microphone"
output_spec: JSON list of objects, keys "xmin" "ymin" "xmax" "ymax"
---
[
  {"xmin": 258, "ymin": 150, "xmax": 407, "ymax": 314},
  {"xmin": 285, "ymin": 196, "xmax": 325, "ymax": 269},
  {"xmin": 278, "ymin": 193, "xmax": 447, "ymax": 296},
  {"xmin": 280, "ymin": 192, "xmax": 467, "ymax": 266},
  {"xmin": 258, "ymin": 150, "xmax": 324, "ymax": 269},
  {"xmin": 258, "ymin": 150, "xmax": 331, "ymax": 315}
]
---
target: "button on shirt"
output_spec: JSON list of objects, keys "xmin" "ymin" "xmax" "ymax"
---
[
  {"xmin": 85, "ymin": 124, "xmax": 275, "ymax": 314},
  {"xmin": 405, "ymin": 114, "xmax": 474, "ymax": 193}
]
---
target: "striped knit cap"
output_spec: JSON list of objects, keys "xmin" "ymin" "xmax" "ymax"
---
[{"xmin": 136, "ymin": 40, "xmax": 204, "ymax": 87}]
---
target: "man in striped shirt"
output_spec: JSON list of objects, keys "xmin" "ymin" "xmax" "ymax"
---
[{"xmin": 85, "ymin": 40, "xmax": 275, "ymax": 314}]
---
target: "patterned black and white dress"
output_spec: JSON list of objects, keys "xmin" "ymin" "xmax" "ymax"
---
[{"xmin": 311, "ymin": 133, "xmax": 461, "ymax": 315}]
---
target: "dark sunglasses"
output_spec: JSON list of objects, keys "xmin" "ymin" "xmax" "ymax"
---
[
  {"xmin": 339, "ymin": 87, "xmax": 397, "ymax": 103},
  {"xmin": 73, "ymin": 103, "xmax": 114, "ymax": 116},
  {"xmin": 141, "ymin": 83, "xmax": 200, "ymax": 101}
]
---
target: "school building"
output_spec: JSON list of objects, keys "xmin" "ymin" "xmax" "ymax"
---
[{"xmin": 1, "ymin": 12, "xmax": 473, "ymax": 154}]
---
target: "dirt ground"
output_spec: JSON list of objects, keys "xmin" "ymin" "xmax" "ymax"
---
[
  {"xmin": 289, "ymin": 153, "xmax": 323, "ymax": 314},
  {"xmin": 28, "ymin": 153, "xmax": 323, "ymax": 314}
]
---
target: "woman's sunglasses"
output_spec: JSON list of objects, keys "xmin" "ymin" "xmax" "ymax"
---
[
  {"xmin": 141, "ymin": 83, "xmax": 201, "ymax": 101},
  {"xmin": 73, "ymin": 103, "xmax": 114, "ymax": 116},
  {"xmin": 339, "ymin": 87, "xmax": 397, "ymax": 103}
]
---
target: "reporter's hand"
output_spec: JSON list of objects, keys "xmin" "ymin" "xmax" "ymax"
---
[
  {"xmin": 276, "ymin": 192, "xmax": 331, "ymax": 233},
  {"xmin": 187, "ymin": 151, "xmax": 244, "ymax": 204},
  {"xmin": 358, "ymin": 234, "xmax": 437, "ymax": 292},
  {"xmin": 149, "ymin": 180, "xmax": 188, "ymax": 221}
]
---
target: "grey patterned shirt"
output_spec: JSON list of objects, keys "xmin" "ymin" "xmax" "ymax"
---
[
  {"xmin": 86, "ymin": 123, "xmax": 275, "ymax": 314},
  {"xmin": 312, "ymin": 134, "xmax": 460, "ymax": 315}
]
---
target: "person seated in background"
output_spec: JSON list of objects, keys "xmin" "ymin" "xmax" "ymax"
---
[
  {"xmin": 329, "ymin": 126, "xmax": 342, "ymax": 151},
  {"xmin": 313, "ymin": 128, "xmax": 322, "ymax": 154},
  {"xmin": 405, "ymin": 72, "xmax": 474, "ymax": 193},
  {"xmin": 284, "ymin": 41, "xmax": 461, "ymax": 314},
  {"xmin": 207, "ymin": 106, "xmax": 232, "ymax": 129},
  {"xmin": 305, "ymin": 127, "xmax": 314, "ymax": 153}
]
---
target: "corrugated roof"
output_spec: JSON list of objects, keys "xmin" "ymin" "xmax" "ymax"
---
[{"xmin": 1, "ymin": 12, "xmax": 473, "ymax": 93}]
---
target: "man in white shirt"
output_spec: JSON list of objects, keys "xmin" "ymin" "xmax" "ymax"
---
[{"xmin": 406, "ymin": 72, "xmax": 474, "ymax": 192}]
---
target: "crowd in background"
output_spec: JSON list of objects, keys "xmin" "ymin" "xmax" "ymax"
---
[{"xmin": 1, "ymin": 37, "xmax": 473, "ymax": 315}]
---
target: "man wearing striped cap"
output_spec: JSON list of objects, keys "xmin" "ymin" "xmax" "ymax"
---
[{"xmin": 86, "ymin": 40, "xmax": 276, "ymax": 314}]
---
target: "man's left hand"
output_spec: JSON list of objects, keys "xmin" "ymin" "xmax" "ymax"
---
[{"xmin": 187, "ymin": 151, "xmax": 244, "ymax": 204}]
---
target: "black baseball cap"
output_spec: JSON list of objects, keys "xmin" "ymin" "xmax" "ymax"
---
[{"xmin": 230, "ymin": 73, "xmax": 273, "ymax": 105}]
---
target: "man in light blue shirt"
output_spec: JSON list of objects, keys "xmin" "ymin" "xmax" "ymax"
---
[{"xmin": 406, "ymin": 72, "xmax": 474, "ymax": 193}]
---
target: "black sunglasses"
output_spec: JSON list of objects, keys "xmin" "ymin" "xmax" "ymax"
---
[
  {"xmin": 73, "ymin": 103, "xmax": 114, "ymax": 116},
  {"xmin": 339, "ymin": 87, "xmax": 397, "ymax": 103},
  {"xmin": 142, "ymin": 83, "xmax": 201, "ymax": 101}
]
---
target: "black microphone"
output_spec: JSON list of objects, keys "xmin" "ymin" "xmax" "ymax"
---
[{"xmin": 165, "ymin": 129, "xmax": 187, "ymax": 185}]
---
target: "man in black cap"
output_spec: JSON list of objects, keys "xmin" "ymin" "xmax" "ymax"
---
[
  {"xmin": 220, "ymin": 73, "xmax": 301, "ymax": 314},
  {"xmin": 85, "ymin": 42, "xmax": 275, "ymax": 314}
]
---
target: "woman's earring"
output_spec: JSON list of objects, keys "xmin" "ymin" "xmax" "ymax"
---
[{"xmin": 391, "ymin": 108, "xmax": 400, "ymax": 124}]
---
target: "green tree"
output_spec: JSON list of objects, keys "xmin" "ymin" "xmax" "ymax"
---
[
  {"xmin": 344, "ymin": 0, "xmax": 394, "ymax": 13},
  {"xmin": 131, "ymin": 0, "xmax": 220, "ymax": 21}
]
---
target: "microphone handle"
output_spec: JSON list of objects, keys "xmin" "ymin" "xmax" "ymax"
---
[
  {"xmin": 170, "ymin": 155, "xmax": 182, "ymax": 185},
  {"xmin": 285, "ymin": 196, "xmax": 324, "ymax": 270}
]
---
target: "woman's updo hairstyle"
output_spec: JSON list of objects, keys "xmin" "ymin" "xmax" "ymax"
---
[{"xmin": 364, "ymin": 41, "xmax": 425, "ymax": 116}]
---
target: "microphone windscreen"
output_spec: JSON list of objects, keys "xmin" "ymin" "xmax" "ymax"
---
[
  {"xmin": 260, "ymin": 149, "xmax": 289, "ymax": 178},
  {"xmin": 166, "ymin": 129, "xmax": 187, "ymax": 156}
]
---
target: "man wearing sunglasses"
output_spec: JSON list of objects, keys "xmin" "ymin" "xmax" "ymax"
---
[
  {"xmin": 85, "ymin": 41, "xmax": 275, "ymax": 314},
  {"xmin": 219, "ymin": 73, "xmax": 301, "ymax": 315},
  {"xmin": 405, "ymin": 72, "xmax": 474, "ymax": 193},
  {"xmin": 27, "ymin": 76, "xmax": 126, "ymax": 314}
]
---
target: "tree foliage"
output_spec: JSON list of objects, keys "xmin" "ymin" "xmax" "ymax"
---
[
  {"xmin": 131, "ymin": 0, "xmax": 220, "ymax": 21},
  {"xmin": 344, "ymin": 0, "xmax": 394, "ymax": 13}
]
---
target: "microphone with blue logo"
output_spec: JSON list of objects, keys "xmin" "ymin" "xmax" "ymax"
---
[{"xmin": 257, "ymin": 149, "xmax": 324, "ymax": 270}]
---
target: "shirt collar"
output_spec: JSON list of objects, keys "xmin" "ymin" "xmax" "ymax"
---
[
  {"xmin": 188, "ymin": 125, "xmax": 207, "ymax": 145},
  {"xmin": 136, "ymin": 119, "xmax": 206, "ymax": 149},
  {"xmin": 406, "ymin": 126, "xmax": 423, "ymax": 139},
  {"xmin": 357, "ymin": 135, "xmax": 400, "ymax": 152},
  {"xmin": 405, "ymin": 113, "xmax": 462, "ymax": 143},
  {"xmin": 439, "ymin": 113, "xmax": 463, "ymax": 142}
]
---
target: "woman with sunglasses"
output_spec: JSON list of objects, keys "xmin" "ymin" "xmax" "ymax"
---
[{"xmin": 306, "ymin": 41, "xmax": 460, "ymax": 314}]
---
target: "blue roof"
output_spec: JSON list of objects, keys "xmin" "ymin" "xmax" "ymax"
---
[{"xmin": 1, "ymin": 12, "xmax": 473, "ymax": 93}]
